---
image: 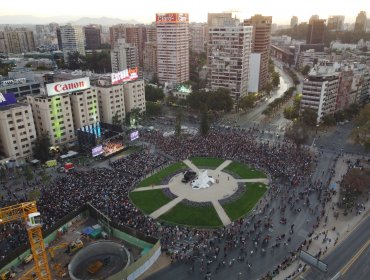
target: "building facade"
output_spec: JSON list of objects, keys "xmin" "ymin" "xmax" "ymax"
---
[
  {"xmin": 70, "ymin": 88, "xmax": 100, "ymax": 129},
  {"xmin": 109, "ymin": 24, "xmax": 126, "ymax": 48},
  {"xmin": 301, "ymin": 64, "xmax": 339, "ymax": 122},
  {"xmin": 60, "ymin": 25, "xmax": 86, "ymax": 63},
  {"xmin": 0, "ymin": 103, "xmax": 36, "ymax": 160},
  {"xmin": 123, "ymin": 80, "xmax": 146, "ymax": 113},
  {"xmin": 0, "ymin": 29, "xmax": 36, "ymax": 54},
  {"xmin": 0, "ymin": 78, "xmax": 41, "ymax": 99},
  {"xmin": 96, "ymin": 82, "xmax": 126, "ymax": 124},
  {"xmin": 156, "ymin": 13, "xmax": 189, "ymax": 86},
  {"xmin": 189, "ymin": 23, "xmax": 207, "ymax": 53},
  {"xmin": 290, "ymin": 16, "xmax": 298, "ymax": 28},
  {"xmin": 354, "ymin": 11, "xmax": 367, "ymax": 32},
  {"xmin": 335, "ymin": 69, "xmax": 353, "ymax": 111},
  {"xmin": 306, "ymin": 18, "xmax": 326, "ymax": 44},
  {"xmin": 27, "ymin": 93, "xmax": 76, "ymax": 145},
  {"xmin": 84, "ymin": 25, "xmax": 101, "ymax": 50},
  {"xmin": 208, "ymin": 21, "xmax": 253, "ymax": 101},
  {"xmin": 111, "ymin": 38, "xmax": 139, "ymax": 73},
  {"xmin": 244, "ymin": 14, "xmax": 272, "ymax": 91},
  {"xmin": 327, "ymin": 16, "xmax": 345, "ymax": 31}
]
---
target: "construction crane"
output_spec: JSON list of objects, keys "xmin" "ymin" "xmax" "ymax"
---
[{"xmin": 0, "ymin": 201, "xmax": 52, "ymax": 280}]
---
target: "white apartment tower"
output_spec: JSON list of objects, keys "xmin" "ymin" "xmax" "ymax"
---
[
  {"xmin": 27, "ymin": 94, "xmax": 76, "ymax": 145},
  {"xmin": 111, "ymin": 38, "xmax": 139, "ymax": 73},
  {"xmin": 301, "ymin": 63, "xmax": 340, "ymax": 122},
  {"xmin": 69, "ymin": 88, "xmax": 100, "ymax": 129},
  {"xmin": 0, "ymin": 103, "xmax": 36, "ymax": 160},
  {"xmin": 208, "ymin": 19, "xmax": 253, "ymax": 101},
  {"xmin": 123, "ymin": 80, "xmax": 146, "ymax": 114},
  {"xmin": 96, "ymin": 82, "xmax": 126, "ymax": 124},
  {"xmin": 60, "ymin": 25, "xmax": 86, "ymax": 63},
  {"xmin": 189, "ymin": 23, "xmax": 207, "ymax": 53},
  {"xmin": 156, "ymin": 13, "xmax": 189, "ymax": 85}
]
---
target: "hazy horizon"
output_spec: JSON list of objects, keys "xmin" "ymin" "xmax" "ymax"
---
[{"xmin": 0, "ymin": 0, "xmax": 368, "ymax": 25}]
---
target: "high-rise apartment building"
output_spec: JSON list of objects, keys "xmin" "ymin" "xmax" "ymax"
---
[
  {"xmin": 110, "ymin": 38, "xmax": 139, "ymax": 73},
  {"xmin": 290, "ymin": 16, "xmax": 298, "ymax": 28},
  {"xmin": 27, "ymin": 94, "xmax": 76, "ymax": 145},
  {"xmin": 60, "ymin": 25, "xmax": 85, "ymax": 63},
  {"xmin": 96, "ymin": 82, "xmax": 126, "ymax": 124},
  {"xmin": 0, "ymin": 102, "xmax": 36, "ymax": 161},
  {"xmin": 207, "ymin": 13, "xmax": 233, "ymax": 27},
  {"xmin": 109, "ymin": 24, "xmax": 127, "ymax": 48},
  {"xmin": 301, "ymin": 63, "xmax": 339, "ymax": 122},
  {"xmin": 189, "ymin": 23, "xmax": 207, "ymax": 53},
  {"xmin": 156, "ymin": 13, "xmax": 189, "ymax": 85},
  {"xmin": 125, "ymin": 26, "xmax": 146, "ymax": 67},
  {"xmin": 327, "ymin": 16, "xmax": 345, "ymax": 31},
  {"xmin": 143, "ymin": 41, "xmax": 157, "ymax": 75},
  {"xmin": 306, "ymin": 18, "xmax": 326, "ymax": 44},
  {"xmin": 70, "ymin": 88, "xmax": 100, "ymax": 129},
  {"xmin": 1, "ymin": 29, "xmax": 36, "ymax": 54},
  {"xmin": 354, "ymin": 11, "xmax": 367, "ymax": 32},
  {"xmin": 244, "ymin": 14, "xmax": 272, "ymax": 91},
  {"xmin": 336, "ymin": 69, "xmax": 353, "ymax": 111},
  {"xmin": 84, "ymin": 25, "xmax": 101, "ymax": 50},
  {"xmin": 208, "ymin": 18, "xmax": 252, "ymax": 101},
  {"xmin": 123, "ymin": 80, "xmax": 146, "ymax": 113}
]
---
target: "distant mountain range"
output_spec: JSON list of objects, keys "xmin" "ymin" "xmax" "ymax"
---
[{"xmin": 0, "ymin": 15, "xmax": 141, "ymax": 25}]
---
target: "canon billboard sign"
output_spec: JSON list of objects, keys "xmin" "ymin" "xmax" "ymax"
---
[{"xmin": 46, "ymin": 77, "xmax": 90, "ymax": 96}]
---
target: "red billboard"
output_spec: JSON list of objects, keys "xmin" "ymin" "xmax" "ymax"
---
[
  {"xmin": 111, "ymin": 67, "xmax": 139, "ymax": 85},
  {"xmin": 156, "ymin": 13, "xmax": 189, "ymax": 23}
]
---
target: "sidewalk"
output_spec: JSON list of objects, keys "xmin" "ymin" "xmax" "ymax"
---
[{"xmin": 275, "ymin": 153, "xmax": 369, "ymax": 280}]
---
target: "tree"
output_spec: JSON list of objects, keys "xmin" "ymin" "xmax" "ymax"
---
[
  {"xmin": 112, "ymin": 112, "xmax": 121, "ymax": 126},
  {"xmin": 285, "ymin": 121, "xmax": 308, "ymax": 147},
  {"xmin": 300, "ymin": 108, "xmax": 317, "ymax": 126},
  {"xmin": 199, "ymin": 106, "xmax": 210, "ymax": 136},
  {"xmin": 129, "ymin": 108, "xmax": 142, "ymax": 127},
  {"xmin": 33, "ymin": 133, "xmax": 51, "ymax": 162},
  {"xmin": 301, "ymin": 65, "xmax": 311, "ymax": 76},
  {"xmin": 272, "ymin": 72, "xmax": 280, "ymax": 88},
  {"xmin": 340, "ymin": 168, "xmax": 370, "ymax": 209},
  {"xmin": 85, "ymin": 50, "xmax": 111, "ymax": 73},
  {"xmin": 187, "ymin": 88, "xmax": 233, "ymax": 112},
  {"xmin": 145, "ymin": 101, "xmax": 162, "ymax": 116},
  {"xmin": 263, "ymin": 82, "xmax": 273, "ymax": 95},
  {"xmin": 66, "ymin": 51, "xmax": 86, "ymax": 70},
  {"xmin": 145, "ymin": 85, "xmax": 165, "ymax": 102},
  {"xmin": 239, "ymin": 94, "xmax": 257, "ymax": 111},
  {"xmin": 322, "ymin": 114, "xmax": 336, "ymax": 126},
  {"xmin": 175, "ymin": 110, "xmax": 183, "ymax": 136}
]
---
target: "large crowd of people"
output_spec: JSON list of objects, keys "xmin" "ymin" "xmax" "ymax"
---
[{"xmin": 1, "ymin": 127, "xmax": 325, "ymax": 279}]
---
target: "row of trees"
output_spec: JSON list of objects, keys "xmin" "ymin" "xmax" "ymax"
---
[
  {"xmin": 262, "ymin": 86, "xmax": 296, "ymax": 116},
  {"xmin": 67, "ymin": 51, "xmax": 112, "ymax": 73},
  {"xmin": 284, "ymin": 67, "xmax": 300, "ymax": 85},
  {"xmin": 187, "ymin": 88, "xmax": 233, "ymax": 112},
  {"xmin": 283, "ymin": 94, "xmax": 302, "ymax": 120},
  {"xmin": 352, "ymin": 104, "xmax": 370, "ymax": 149}
]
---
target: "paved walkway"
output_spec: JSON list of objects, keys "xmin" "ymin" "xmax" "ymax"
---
[
  {"xmin": 236, "ymin": 178, "xmax": 269, "ymax": 184},
  {"xmin": 215, "ymin": 160, "xmax": 232, "ymax": 172},
  {"xmin": 132, "ymin": 185, "xmax": 168, "ymax": 192},
  {"xmin": 150, "ymin": 197, "xmax": 183, "ymax": 219},
  {"xmin": 183, "ymin": 159, "xmax": 200, "ymax": 173},
  {"xmin": 212, "ymin": 200, "xmax": 232, "ymax": 226}
]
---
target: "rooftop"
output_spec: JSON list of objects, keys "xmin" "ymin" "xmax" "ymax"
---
[{"xmin": 0, "ymin": 102, "xmax": 29, "ymax": 111}]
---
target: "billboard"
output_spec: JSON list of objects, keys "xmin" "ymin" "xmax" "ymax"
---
[
  {"xmin": 46, "ymin": 77, "xmax": 90, "ymax": 96},
  {"xmin": 92, "ymin": 145, "xmax": 104, "ymax": 157},
  {"xmin": 156, "ymin": 13, "xmax": 189, "ymax": 23},
  {"xmin": 0, "ymin": 92, "xmax": 17, "ymax": 107},
  {"xmin": 111, "ymin": 68, "xmax": 139, "ymax": 85},
  {"xmin": 130, "ymin": 130, "xmax": 139, "ymax": 141}
]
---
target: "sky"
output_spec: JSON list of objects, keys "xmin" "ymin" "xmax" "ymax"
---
[{"xmin": 0, "ymin": 0, "xmax": 368, "ymax": 24}]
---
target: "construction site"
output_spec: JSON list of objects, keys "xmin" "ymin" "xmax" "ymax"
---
[{"xmin": 0, "ymin": 202, "xmax": 161, "ymax": 280}]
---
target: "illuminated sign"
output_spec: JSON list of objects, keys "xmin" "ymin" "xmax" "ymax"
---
[
  {"xmin": 46, "ymin": 77, "xmax": 90, "ymax": 96},
  {"xmin": 130, "ymin": 130, "xmax": 139, "ymax": 141},
  {"xmin": 111, "ymin": 67, "xmax": 138, "ymax": 85},
  {"xmin": 0, "ymin": 92, "xmax": 17, "ymax": 107},
  {"xmin": 92, "ymin": 145, "xmax": 103, "ymax": 157},
  {"xmin": 156, "ymin": 13, "xmax": 189, "ymax": 23}
]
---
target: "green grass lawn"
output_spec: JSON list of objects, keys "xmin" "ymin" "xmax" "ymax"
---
[
  {"xmin": 159, "ymin": 203, "xmax": 223, "ymax": 228},
  {"xmin": 190, "ymin": 157, "xmax": 225, "ymax": 169},
  {"xmin": 223, "ymin": 161, "xmax": 267, "ymax": 179},
  {"xmin": 137, "ymin": 162, "xmax": 187, "ymax": 187},
  {"xmin": 223, "ymin": 183, "xmax": 267, "ymax": 221},
  {"xmin": 130, "ymin": 189, "xmax": 172, "ymax": 214}
]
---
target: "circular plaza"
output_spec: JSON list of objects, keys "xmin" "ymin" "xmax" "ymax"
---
[{"xmin": 130, "ymin": 157, "xmax": 269, "ymax": 228}]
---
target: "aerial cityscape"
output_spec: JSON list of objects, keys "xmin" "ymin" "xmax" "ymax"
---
[{"xmin": 0, "ymin": 1, "xmax": 369, "ymax": 280}]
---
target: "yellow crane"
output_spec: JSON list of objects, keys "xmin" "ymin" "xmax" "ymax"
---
[{"xmin": 0, "ymin": 201, "xmax": 52, "ymax": 280}]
